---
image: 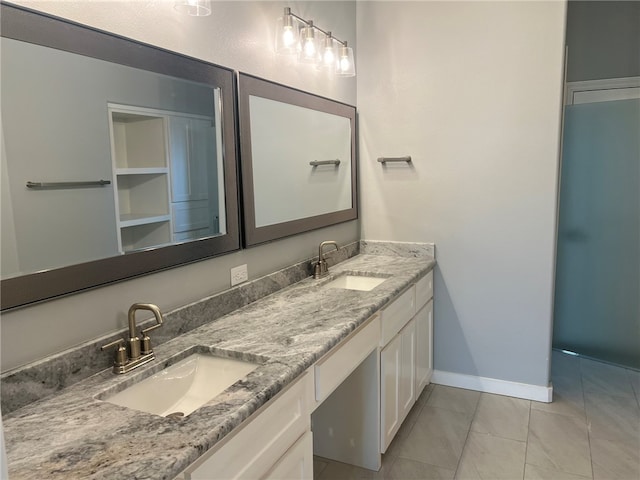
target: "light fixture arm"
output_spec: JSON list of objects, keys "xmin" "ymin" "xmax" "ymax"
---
[{"xmin": 283, "ymin": 7, "xmax": 348, "ymax": 47}]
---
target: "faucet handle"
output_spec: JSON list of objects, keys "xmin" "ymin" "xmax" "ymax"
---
[
  {"xmin": 101, "ymin": 338, "xmax": 127, "ymax": 367},
  {"xmin": 139, "ymin": 304, "xmax": 164, "ymax": 355},
  {"xmin": 140, "ymin": 334, "xmax": 153, "ymax": 356},
  {"xmin": 139, "ymin": 322, "xmax": 161, "ymax": 356}
]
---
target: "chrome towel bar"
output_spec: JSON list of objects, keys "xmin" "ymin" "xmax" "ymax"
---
[
  {"xmin": 26, "ymin": 180, "xmax": 111, "ymax": 189},
  {"xmin": 377, "ymin": 156, "xmax": 412, "ymax": 164},
  {"xmin": 309, "ymin": 159, "xmax": 341, "ymax": 166}
]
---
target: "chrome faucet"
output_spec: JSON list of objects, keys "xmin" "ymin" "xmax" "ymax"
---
[
  {"xmin": 101, "ymin": 303, "xmax": 164, "ymax": 374},
  {"xmin": 314, "ymin": 241, "xmax": 339, "ymax": 279}
]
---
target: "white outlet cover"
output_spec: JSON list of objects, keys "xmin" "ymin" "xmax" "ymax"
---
[{"xmin": 230, "ymin": 264, "xmax": 248, "ymax": 286}]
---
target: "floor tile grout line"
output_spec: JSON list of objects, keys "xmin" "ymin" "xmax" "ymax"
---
[
  {"xmin": 316, "ymin": 356, "xmax": 638, "ymax": 480},
  {"xmin": 581, "ymin": 357, "xmax": 638, "ymax": 400},
  {"xmin": 451, "ymin": 389, "xmax": 482, "ymax": 479},
  {"xmin": 396, "ymin": 385, "xmax": 430, "ymax": 442},
  {"xmin": 628, "ymin": 368, "xmax": 640, "ymax": 410},
  {"xmin": 380, "ymin": 451, "xmax": 396, "ymax": 477},
  {"xmin": 522, "ymin": 397, "xmax": 532, "ymax": 480},
  {"xmin": 528, "ymin": 353, "xmax": 595, "ymax": 479},
  {"xmin": 580, "ymin": 357, "xmax": 596, "ymax": 479},
  {"xmin": 377, "ymin": 383, "xmax": 433, "ymax": 476}
]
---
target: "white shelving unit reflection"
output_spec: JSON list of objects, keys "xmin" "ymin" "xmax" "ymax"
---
[{"xmin": 109, "ymin": 106, "xmax": 172, "ymax": 253}]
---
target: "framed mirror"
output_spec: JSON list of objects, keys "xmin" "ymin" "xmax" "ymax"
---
[
  {"xmin": 0, "ymin": 3, "xmax": 240, "ymax": 310},
  {"xmin": 238, "ymin": 73, "xmax": 357, "ymax": 247}
]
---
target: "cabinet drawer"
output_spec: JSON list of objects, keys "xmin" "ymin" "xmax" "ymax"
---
[
  {"xmin": 183, "ymin": 373, "xmax": 312, "ymax": 480},
  {"xmin": 263, "ymin": 431, "xmax": 313, "ymax": 480},
  {"xmin": 380, "ymin": 286, "xmax": 415, "ymax": 346},
  {"xmin": 315, "ymin": 315, "xmax": 380, "ymax": 403},
  {"xmin": 415, "ymin": 270, "xmax": 433, "ymax": 310}
]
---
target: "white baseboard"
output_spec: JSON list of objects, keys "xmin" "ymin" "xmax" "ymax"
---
[{"xmin": 432, "ymin": 370, "xmax": 553, "ymax": 403}]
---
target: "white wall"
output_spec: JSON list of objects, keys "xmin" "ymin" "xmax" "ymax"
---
[
  {"xmin": 357, "ymin": 1, "xmax": 566, "ymax": 387},
  {"xmin": 1, "ymin": 1, "xmax": 358, "ymax": 372}
]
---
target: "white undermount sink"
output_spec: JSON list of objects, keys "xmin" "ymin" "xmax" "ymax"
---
[
  {"xmin": 324, "ymin": 274, "xmax": 387, "ymax": 291},
  {"xmin": 103, "ymin": 353, "xmax": 259, "ymax": 417}
]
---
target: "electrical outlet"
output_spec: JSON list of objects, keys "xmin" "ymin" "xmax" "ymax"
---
[{"xmin": 230, "ymin": 264, "xmax": 248, "ymax": 286}]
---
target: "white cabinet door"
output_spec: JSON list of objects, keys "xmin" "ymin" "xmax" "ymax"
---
[
  {"xmin": 168, "ymin": 116, "xmax": 216, "ymax": 239},
  {"xmin": 380, "ymin": 318, "xmax": 418, "ymax": 453},
  {"xmin": 168, "ymin": 116, "xmax": 212, "ymax": 203},
  {"xmin": 183, "ymin": 374, "xmax": 311, "ymax": 480},
  {"xmin": 415, "ymin": 300, "xmax": 433, "ymax": 397},
  {"xmin": 380, "ymin": 333, "xmax": 401, "ymax": 453},
  {"xmin": 399, "ymin": 318, "xmax": 416, "ymax": 422},
  {"xmin": 187, "ymin": 118, "xmax": 215, "ymax": 201},
  {"xmin": 263, "ymin": 431, "xmax": 313, "ymax": 480}
]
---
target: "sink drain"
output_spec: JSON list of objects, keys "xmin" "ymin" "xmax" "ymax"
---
[{"xmin": 166, "ymin": 412, "xmax": 185, "ymax": 419}]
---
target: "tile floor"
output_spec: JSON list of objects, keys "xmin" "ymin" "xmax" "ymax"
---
[{"xmin": 314, "ymin": 350, "xmax": 640, "ymax": 479}]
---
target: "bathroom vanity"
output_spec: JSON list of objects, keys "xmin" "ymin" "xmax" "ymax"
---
[
  {"xmin": 0, "ymin": 5, "xmax": 434, "ymax": 478},
  {"xmin": 2, "ymin": 253, "xmax": 434, "ymax": 479}
]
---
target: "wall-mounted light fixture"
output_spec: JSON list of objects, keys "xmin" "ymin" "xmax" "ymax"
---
[
  {"xmin": 299, "ymin": 20, "xmax": 319, "ymax": 64},
  {"xmin": 275, "ymin": 7, "xmax": 355, "ymax": 77},
  {"xmin": 174, "ymin": 0, "xmax": 212, "ymax": 17}
]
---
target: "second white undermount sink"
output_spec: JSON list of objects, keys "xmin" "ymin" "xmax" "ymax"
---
[
  {"xmin": 103, "ymin": 353, "xmax": 259, "ymax": 417},
  {"xmin": 324, "ymin": 274, "xmax": 387, "ymax": 291}
]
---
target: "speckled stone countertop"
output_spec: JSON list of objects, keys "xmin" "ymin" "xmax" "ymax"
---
[{"xmin": 3, "ymin": 254, "xmax": 434, "ymax": 480}]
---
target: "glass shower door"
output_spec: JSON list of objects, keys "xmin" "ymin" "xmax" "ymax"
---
[{"xmin": 553, "ymin": 97, "xmax": 640, "ymax": 369}]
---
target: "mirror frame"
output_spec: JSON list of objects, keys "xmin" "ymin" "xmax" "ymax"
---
[
  {"xmin": 238, "ymin": 73, "xmax": 358, "ymax": 247},
  {"xmin": 0, "ymin": 3, "xmax": 240, "ymax": 311}
]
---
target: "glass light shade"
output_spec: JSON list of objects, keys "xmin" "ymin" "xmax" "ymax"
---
[
  {"xmin": 275, "ymin": 14, "xmax": 299, "ymax": 56},
  {"xmin": 336, "ymin": 44, "xmax": 356, "ymax": 77},
  {"xmin": 174, "ymin": 0, "xmax": 211, "ymax": 17},
  {"xmin": 298, "ymin": 24, "xmax": 319, "ymax": 64},
  {"xmin": 317, "ymin": 34, "xmax": 338, "ymax": 71}
]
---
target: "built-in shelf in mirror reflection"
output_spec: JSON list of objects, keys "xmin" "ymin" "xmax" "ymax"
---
[{"xmin": 0, "ymin": 3, "xmax": 240, "ymax": 310}]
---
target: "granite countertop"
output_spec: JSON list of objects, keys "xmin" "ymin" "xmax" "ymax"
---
[{"xmin": 3, "ymin": 254, "xmax": 435, "ymax": 480}]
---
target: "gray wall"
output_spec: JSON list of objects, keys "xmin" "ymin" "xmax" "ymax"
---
[
  {"xmin": 1, "ymin": 0, "xmax": 570, "ymax": 392},
  {"xmin": 1, "ymin": 1, "xmax": 358, "ymax": 372},
  {"xmin": 357, "ymin": 1, "xmax": 567, "ymax": 388},
  {"xmin": 566, "ymin": 1, "xmax": 640, "ymax": 82}
]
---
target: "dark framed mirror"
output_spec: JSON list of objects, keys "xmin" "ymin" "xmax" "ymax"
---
[
  {"xmin": 0, "ymin": 3, "xmax": 240, "ymax": 310},
  {"xmin": 238, "ymin": 73, "xmax": 357, "ymax": 247}
]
